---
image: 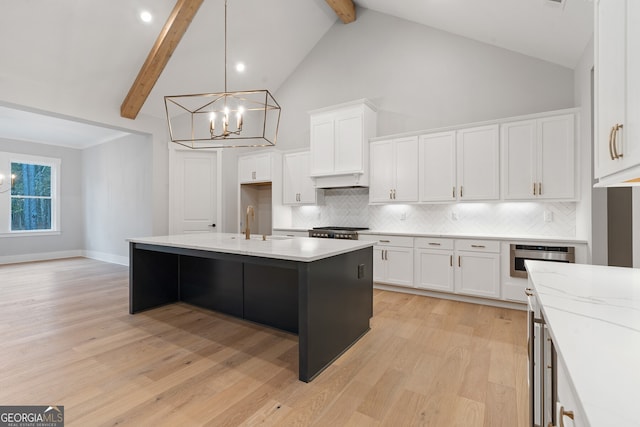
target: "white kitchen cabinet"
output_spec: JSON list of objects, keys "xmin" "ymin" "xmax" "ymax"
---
[
  {"xmin": 594, "ymin": 0, "xmax": 640, "ymax": 183},
  {"xmin": 456, "ymin": 125, "xmax": 500, "ymax": 200},
  {"xmin": 454, "ymin": 239, "xmax": 500, "ymax": 299},
  {"xmin": 414, "ymin": 238, "xmax": 454, "ymax": 292},
  {"xmin": 282, "ymin": 151, "xmax": 322, "ymax": 205},
  {"xmin": 419, "ymin": 131, "xmax": 457, "ymax": 202},
  {"xmin": 238, "ymin": 152, "xmax": 273, "ymax": 183},
  {"xmin": 309, "ymin": 99, "xmax": 377, "ymax": 188},
  {"xmin": 369, "ymin": 136, "xmax": 418, "ymax": 203},
  {"xmin": 502, "ymin": 114, "xmax": 575, "ymax": 200},
  {"xmin": 362, "ymin": 235, "xmax": 414, "ymax": 287}
]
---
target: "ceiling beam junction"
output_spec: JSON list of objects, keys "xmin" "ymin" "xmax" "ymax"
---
[
  {"xmin": 325, "ymin": 0, "xmax": 356, "ymax": 24},
  {"xmin": 120, "ymin": 0, "xmax": 204, "ymax": 120}
]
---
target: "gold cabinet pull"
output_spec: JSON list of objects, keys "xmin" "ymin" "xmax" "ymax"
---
[
  {"xmin": 452, "ymin": 186, "xmax": 456, "ymax": 198},
  {"xmin": 428, "ymin": 242, "xmax": 441, "ymax": 246},
  {"xmin": 471, "ymin": 244, "xmax": 485, "ymax": 248},
  {"xmin": 609, "ymin": 125, "xmax": 616, "ymax": 160},
  {"xmin": 612, "ymin": 123, "xmax": 624, "ymax": 159},
  {"xmin": 460, "ymin": 186, "xmax": 463, "ymax": 198},
  {"xmin": 538, "ymin": 182, "xmax": 542, "ymax": 195},
  {"xmin": 458, "ymin": 256, "xmax": 461, "ymax": 267},
  {"xmin": 533, "ymin": 182, "xmax": 536, "ymax": 196},
  {"xmin": 449, "ymin": 255, "xmax": 452, "ymax": 266},
  {"xmin": 524, "ymin": 288, "xmax": 533, "ymax": 297},
  {"xmin": 559, "ymin": 405, "xmax": 575, "ymax": 427}
]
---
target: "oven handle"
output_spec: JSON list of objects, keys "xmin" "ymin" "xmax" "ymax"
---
[{"xmin": 513, "ymin": 249, "xmax": 575, "ymax": 262}]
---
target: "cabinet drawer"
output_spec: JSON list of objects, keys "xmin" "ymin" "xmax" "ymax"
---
[
  {"xmin": 455, "ymin": 239, "xmax": 500, "ymax": 253},
  {"xmin": 414, "ymin": 237, "xmax": 453, "ymax": 250},
  {"xmin": 362, "ymin": 235, "xmax": 414, "ymax": 248}
]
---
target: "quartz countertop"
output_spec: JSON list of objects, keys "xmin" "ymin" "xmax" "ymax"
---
[
  {"xmin": 128, "ymin": 233, "xmax": 374, "ymax": 263},
  {"xmin": 272, "ymin": 228, "xmax": 587, "ymax": 244},
  {"xmin": 525, "ymin": 261, "xmax": 640, "ymax": 427}
]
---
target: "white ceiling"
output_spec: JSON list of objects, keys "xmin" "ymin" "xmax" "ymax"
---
[{"xmin": 0, "ymin": 0, "xmax": 593, "ymax": 149}]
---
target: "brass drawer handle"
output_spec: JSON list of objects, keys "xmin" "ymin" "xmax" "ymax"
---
[
  {"xmin": 379, "ymin": 239, "xmax": 390, "ymax": 243},
  {"xmin": 428, "ymin": 242, "xmax": 441, "ymax": 246},
  {"xmin": 524, "ymin": 288, "xmax": 533, "ymax": 297},
  {"xmin": 559, "ymin": 406, "xmax": 575, "ymax": 427},
  {"xmin": 612, "ymin": 123, "xmax": 624, "ymax": 159},
  {"xmin": 533, "ymin": 182, "xmax": 536, "ymax": 196},
  {"xmin": 609, "ymin": 125, "xmax": 616, "ymax": 160},
  {"xmin": 471, "ymin": 244, "xmax": 485, "ymax": 248}
]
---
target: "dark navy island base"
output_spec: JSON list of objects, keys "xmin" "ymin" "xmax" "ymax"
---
[{"xmin": 129, "ymin": 242, "xmax": 373, "ymax": 382}]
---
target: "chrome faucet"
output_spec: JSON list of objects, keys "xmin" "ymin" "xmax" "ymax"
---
[{"xmin": 245, "ymin": 205, "xmax": 255, "ymax": 240}]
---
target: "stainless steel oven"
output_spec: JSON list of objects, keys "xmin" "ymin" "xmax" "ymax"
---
[{"xmin": 510, "ymin": 244, "xmax": 575, "ymax": 278}]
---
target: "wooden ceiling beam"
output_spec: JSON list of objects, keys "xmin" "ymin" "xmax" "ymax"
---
[
  {"xmin": 325, "ymin": 0, "xmax": 356, "ymax": 24},
  {"xmin": 120, "ymin": 0, "xmax": 204, "ymax": 120}
]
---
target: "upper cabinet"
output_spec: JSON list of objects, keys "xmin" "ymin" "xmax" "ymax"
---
[
  {"xmin": 418, "ymin": 126, "xmax": 499, "ymax": 203},
  {"xmin": 502, "ymin": 114, "xmax": 575, "ymax": 200},
  {"xmin": 309, "ymin": 99, "xmax": 377, "ymax": 188},
  {"xmin": 595, "ymin": 0, "xmax": 640, "ymax": 184},
  {"xmin": 282, "ymin": 151, "xmax": 322, "ymax": 205},
  {"xmin": 419, "ymin": 131, "xmax": 457, "ymax": 202},
  {"xmin": 370, "ymin": 137, "xmax": 419, "ymax": 203},
  {"xmin": 456, "ymin": 125, "xmax": 500, "ymax": 201},
  {"xmin": 238, "ymin": 152, "xmax": 274, "ymax": 183}
]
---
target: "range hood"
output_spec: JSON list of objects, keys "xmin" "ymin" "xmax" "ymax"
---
[{"xmin": 313, "ymin": 173, "xmax": 368, "ymax": 189}]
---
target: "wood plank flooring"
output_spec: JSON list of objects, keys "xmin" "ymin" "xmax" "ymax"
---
[{"xmin": 0, "ymin": 258, "xmax": 528, "ymax": 426}]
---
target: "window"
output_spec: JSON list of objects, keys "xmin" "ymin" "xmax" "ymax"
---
[
  {"xmin": 0, "ymin": 153, "xmax": 60, "ymax": 235},
  {"xmin": 11, "ymin": 162, "xmax": 52, "ymax": 231}
]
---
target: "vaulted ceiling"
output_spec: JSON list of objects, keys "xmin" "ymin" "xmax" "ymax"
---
[{"xmin": 0, "ymin": 0, "xmax": 593, "ymax": 147}]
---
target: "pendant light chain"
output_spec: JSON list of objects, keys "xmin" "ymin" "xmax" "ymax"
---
[{"xmin": 224, "ymin": 0, "xmax": 228, "ymax": 93}]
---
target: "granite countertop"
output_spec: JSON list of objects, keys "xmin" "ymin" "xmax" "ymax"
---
[
  {"xmin": 128, "ymin": 233, "xmax": 374, "ymax": 262},
  {"xmin": 526, "ymin": 260, "xmax": 640, "ymax": 427},
  {"xmin": 272, "ymin": 228, "xmax": 587, "ymax": 244}
]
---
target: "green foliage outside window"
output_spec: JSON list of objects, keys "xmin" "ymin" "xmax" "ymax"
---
[{"xmin": 11, "ymin": 163, "xmax": 52, "ymax": 231}]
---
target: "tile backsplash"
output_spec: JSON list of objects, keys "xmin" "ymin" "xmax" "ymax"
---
[{"xmin": 292, "ymin": 188, "xmax": 576, "ymax": 237}]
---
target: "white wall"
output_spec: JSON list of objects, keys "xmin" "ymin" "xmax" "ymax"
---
[
  {"xmin": 221, "ymin": 7, "xmax": 577, "ymax": 232},
  {"xmin": 82, "ymin": 134, "xmax": 153, "ymax": 264},
  {"xmin": 0, "ymin": 138, "xmax": 84, "ymax": 262}
]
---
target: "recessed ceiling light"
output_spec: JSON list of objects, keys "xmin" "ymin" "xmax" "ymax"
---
[
  {"xmin": 140, "ymin": 11, "xmax": 152, "ymax": 23},
  {"xmin": 235, "ymin": 62, "xmax": 246, "ymax": 72}
]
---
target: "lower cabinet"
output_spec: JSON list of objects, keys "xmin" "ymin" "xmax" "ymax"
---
[
  {"xmin": 415, "ymin": 238, "xmax": 501, "ymax": 299},
  {"xmin": 414, "ymin": 238, "xmax": 454, "ymax": 292},
  {"xmin": 455, "ymin": 240, "xmax": 501, "ymax": 299},
  {"xmin": 556, "ymin": 357, "xmax": 584, "ymax": 427},
  {"xmin": 367, "ymin": 236, "xmax": 414, "ymax": 287}
]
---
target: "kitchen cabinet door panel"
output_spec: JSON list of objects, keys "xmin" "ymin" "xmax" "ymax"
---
[
  {"xmin": 419, "ymin": 131, "xmax": 457, "ymax": 202},
  {"xmin": 457, "ymin": 125, "xmax": 499, "ymax": 200},
  {"xmin": 373, "ymin": 247, "xmax": 385, "ymax": 283},
  {"xmin": 310, "ymin": 118, "xmax": 335, "ymax": 175},
  {"xmin": 385, "ymin": 247, "xmax": 413, "ymax": 287},
  {"xmin": 394, "ymin": 137, "xmax": 419, "ymax": 201},
  {"xmin": 283, "ymin": 151, "xmax": 319, "ymax": 205},
  {"xmin": 415, "ymin": 249, "xmax": 454, "ymax": 292},
  {"xmin": 595, "ymin": 0, "xmax": 626, "ymax": 178},
  {"xmin": 369, "ymin": 140, "xmax": 396, "ymax": 203},
  {"xmin": 538, "ymin": 115, "xmax": 574, "ymax": 199},
  {"xmin": 335, "ymin": 113, "xmax": 363, "ymax": 174},
  {"xmin": 455, "ymin": 251, "xmax": 500, "ymax": 298},
  {"xmin": 502, "ymin": 120, "xmax": 537, "ymax": 199}
]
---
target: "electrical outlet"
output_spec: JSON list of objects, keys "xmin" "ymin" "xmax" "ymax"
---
[
  {"xmin": 544, "ymin": 211, "xmax": 553, "ymax": 222},
  {"xmin": 451, "ymin": 211, "xmax": 458, "ymax": 221},
  {"xmin": 400, "ymin": 211, "xmax": 407, "ymax": 221}
]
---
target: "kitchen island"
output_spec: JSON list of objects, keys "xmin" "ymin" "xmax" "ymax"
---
[
  {"xmin": 526, "ymin": 261, "xmax": 640, "ymax": 427},
  {"xmin": 128, "ymin": 233, "xmax": 374, "ymax": 382}
]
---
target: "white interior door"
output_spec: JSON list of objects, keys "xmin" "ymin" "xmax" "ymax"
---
[{"xmin": 170, "ymin": 149, "xmax": 220, "ymax": 234}]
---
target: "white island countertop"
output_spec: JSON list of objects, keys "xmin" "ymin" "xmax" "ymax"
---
[
  {"xmin": 526, "ymin": 261, "xmax": 640, "ymax": 427},
  {"xmin": 128, "ymin": 233, "xmax": 374, "ymax": 263}
]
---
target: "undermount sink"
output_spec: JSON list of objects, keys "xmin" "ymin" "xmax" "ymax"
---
[{"xmin": 228, "ymin": 235, "xmax": 293, "ymax": 241}]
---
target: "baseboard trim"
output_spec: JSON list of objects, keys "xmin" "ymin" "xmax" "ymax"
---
[
  {"xmin": 83, "ymin": 251, "xmax": 129, "ymax": 266},
  {"xmin": 0, "ymin": 250, "xmax": 84, "ymax": 265},
  {"xmin": 373, "ymin": 283, "xmax": 526, "ymax": 311}
]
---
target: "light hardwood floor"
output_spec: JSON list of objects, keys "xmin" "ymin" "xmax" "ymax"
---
[{"xmin": 0, "ymin": 258, "xmax": 528, "ymax": 426}]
